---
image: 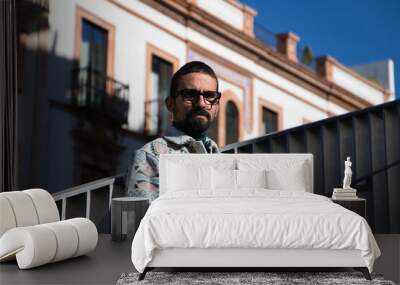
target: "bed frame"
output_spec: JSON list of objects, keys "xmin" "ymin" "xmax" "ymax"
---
[
  {"xmin": 139, "ymin": 248, "xmax": 371, "ymax": 280},
  {"xmin": 138, "ymin": 154, "xmax": 372, "ymax": 281}
]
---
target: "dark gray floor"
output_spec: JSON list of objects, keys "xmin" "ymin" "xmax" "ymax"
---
[
  {"xmin": 0, "ymin": 234, "xmax": 133, "ymax": 285},
  {"xmin": 373, "ymin": 234, "xmax": 400, "ymax": 284},
  {"xmin": 1, "ymin": 234, "xmax": 398, "ymax": 285}
]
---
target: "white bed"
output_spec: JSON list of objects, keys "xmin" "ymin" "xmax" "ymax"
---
[{"xmin": 131, "ymin": 154, "xmax": 380, "ymax": 280}]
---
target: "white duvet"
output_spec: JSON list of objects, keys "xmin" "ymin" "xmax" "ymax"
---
[{"xmin": 131, "ymin": 190, "xmax": 380, "ymax": 273}]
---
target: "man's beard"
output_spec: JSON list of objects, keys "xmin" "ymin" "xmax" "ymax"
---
[{"xmin": 174, "ymin": 108, "xmax": 212, "ymax": 139}]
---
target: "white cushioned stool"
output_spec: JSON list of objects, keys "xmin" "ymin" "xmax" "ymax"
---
[{"xmin": 0, "ymin": 189, "xmax": 98, "ymax": 269}]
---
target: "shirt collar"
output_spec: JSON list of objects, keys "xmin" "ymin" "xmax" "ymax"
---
[
  {"xmin": 163, "ymin": 125, "xmax": 197, "ymax": 146},
  {"xmin": 162, "ymin": 125, "xmax": 219, "ymax": 153}
]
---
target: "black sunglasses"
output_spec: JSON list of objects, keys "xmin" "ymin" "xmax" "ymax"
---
[{"xmin": 175, "ymin": 89, "xmax": 221, "ymax": 105}]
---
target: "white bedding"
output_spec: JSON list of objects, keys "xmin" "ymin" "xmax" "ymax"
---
[{"xmin": 131, "ymin": 190, "xmax": 380, "ymax": 273}]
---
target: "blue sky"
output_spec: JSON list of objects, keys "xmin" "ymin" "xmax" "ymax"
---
[{"xmin": 241, "ymin": 0, "xmax": 400, "ymax": 99}]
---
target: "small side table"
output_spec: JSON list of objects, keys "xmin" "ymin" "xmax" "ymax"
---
[
  {"xmin": 111, "ymin": 197, "xmax": 149, "ymax": 242},
  {"xmin": 331, "ymin": 197, "xmax": 366, "ymax": 219}
]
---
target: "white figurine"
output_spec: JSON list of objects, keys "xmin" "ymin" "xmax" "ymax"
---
[{"xmin": 342, "ymin": 156, "xmax": 353, "ymax": 190}]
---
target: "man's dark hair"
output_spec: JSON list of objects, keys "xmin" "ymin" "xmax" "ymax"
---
[{"xmin": 169, "ymin": 61, "xmax": 219, "ymax": 98}]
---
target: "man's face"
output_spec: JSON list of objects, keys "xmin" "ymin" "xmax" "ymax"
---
[{"xmin": 166, "ymin": 72, "xmax": 219, "ymax": 134}]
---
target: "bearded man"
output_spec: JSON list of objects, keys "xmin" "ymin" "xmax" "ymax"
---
[{"xmin": 125, "ymin": 61, "xmax": 221, "ymax": 201}]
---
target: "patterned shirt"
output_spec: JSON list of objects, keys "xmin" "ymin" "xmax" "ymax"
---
[{"xmin": 125, "ymin": 125, "xmax": 219, "ymax": 202}]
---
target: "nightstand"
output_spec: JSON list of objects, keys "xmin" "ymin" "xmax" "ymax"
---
[
  {"xmin": 111, "ymin": 197, "xmax": 149, "ymax": 242},
  {"xmin": 331, "ymin": 197, "xmax": 366, "ymax": 218}
]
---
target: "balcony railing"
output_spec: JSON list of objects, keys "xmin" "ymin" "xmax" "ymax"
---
[
  {"xmin": 71, "ymin": 67, "xmax": 130, "ymax": 125},
  {"xmin": 254, "ymin": 22, "xmax": 316, "ymax": 72},
  {"xmin": 28, "ymin": 0, "xmax": 49, "ymax": 11},
  {"xmin": 254, "ymin": 22, "xmax": 277, "ymax": 50}
]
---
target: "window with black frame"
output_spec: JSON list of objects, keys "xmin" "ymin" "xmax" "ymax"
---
[
  {"xmin": 78, "ymin": 19, "xmax": 108, "ymax": 106},
  {"xmin": 225, "ymin": 101, "xmax": 239, "ymax": 145},
  {"xmin": 149, "ymin": 55, "xmax": 173, "ymax": 135},
  {"xmin": 261, "ymin": 106, "xmax": 278, "ymax": 134}
]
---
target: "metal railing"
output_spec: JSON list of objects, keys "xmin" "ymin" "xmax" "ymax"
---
[
  {"xmin": 221, "ymin": 99, "xmax": 400, "ymax": 234},
  {"xmin": 52, "ymin": 173, "xmax": 124, "ymax": 232},
  {"xmin": 28, "ymin": 0, "xmax": 49, "ymax": 10},
  {"xmin": 254, "ymin": 22, "xmax": 317, "ymax": 72},
  {"xmin": 71, "ymin": 67, "xmax": 130, "ymax": 124},
  {"xmin": 254, "ymin": 22, "xmax": 277, "ymax": 50}
]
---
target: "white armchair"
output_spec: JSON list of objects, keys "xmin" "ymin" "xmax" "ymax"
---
[{"xmin": 0, "ymin": 189, "xmax": 98, "ymax": 269}]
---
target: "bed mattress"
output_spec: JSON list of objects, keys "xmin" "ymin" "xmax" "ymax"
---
[{"xmin": 131, "ymin": 190, "xmax": 380, "ymax": 273}]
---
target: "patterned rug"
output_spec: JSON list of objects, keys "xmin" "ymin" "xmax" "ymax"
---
[{"xmin": 116, "ymin": 271, "xmax": 396, "ymax": 285}]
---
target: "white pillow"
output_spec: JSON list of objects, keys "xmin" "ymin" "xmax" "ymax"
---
[
  {"xmin": 236, "ymin": 169, "xmax": 267, "ymax": 189},
  {"xmin": 211, "ymin": 169, "xmax": 267, "ymax": 191},
  {"xmin": 266, "ymin": 162, "xmax": 306, "ymax": 191},
  {"xmin": 167, "ymin": 162, "xmax": 212, "ymax": 191},
  {"xmin": 212, "ymin": 168, "xmax": 236, "ymax": 190},
  {"xmin": 238, "ymin": 158, "xmax": 308, "ymax": 191}
]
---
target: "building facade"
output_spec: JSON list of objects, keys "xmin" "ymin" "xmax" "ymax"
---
[{"xmin": 17, "ymin": 0, "xmax": 395, "ymax": 192}]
